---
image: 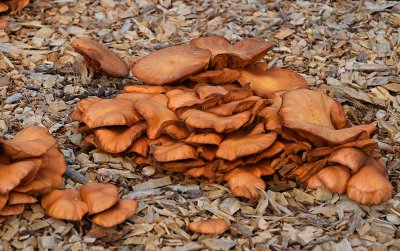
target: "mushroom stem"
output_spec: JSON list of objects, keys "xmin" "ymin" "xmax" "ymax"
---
[{"xmin": 64, "ymin": 167, "xmax": 88, "ymax": 184}]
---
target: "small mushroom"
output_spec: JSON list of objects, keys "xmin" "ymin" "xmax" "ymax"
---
[
  {"xmin": 127, "ymin": 136, "xmax": 149, "ymax": 157},
  {"xmin": 184, "ymin": 160, "xmax": 220, "ymax": 179},
  {"xmin": 0, "ymin": 204, "xmax": 24, "ymax": 216},
  {"xmin": 80, "ymin": 182, "xmax": 119, "ymax": 215},
  {"xmin": 190, "ymin": 68, "xmax": 240, "ymax": 84},
  {"xmin": 0, "ymin": 3, "xmax": 8, "ymax": 13},
  {"xmin": 245, "ymin": 141, "xmax": 285, "ymax": 164},
  {"xmin": 0, "ymin": 193, "xmax": 9, "ymax": 210},
  {"xmin": 8, "ymin": 192, "xmax": 37, "ymax": 205},
  {"xmin": 289, "ymin": 159, "xmax": 327, "ymax": 182},
  {"xmin": 195, "ymin": 84, "xmax": 228, "ymax": 99},
  {"xmin": 185, "ymin": 133, "xmax": 223, "ymax": 146},
  {"xmin": 307, "ymin": 174, "xmax": 324, "ymax": 189},
  {"xmin": 161, "ymin": 124, "xmax": 190, "ymax": 140},
  {"xmin": 92, "ymin": 199, "xmax": 138, "ymax": 228},
  {"xmin": 153, "ymin": 143, "xmax": 197, "ymax": 162},
  {"xmin": 123, "ymin": 84, "xmax": 166, "ymax": 94},
  {"xmin": 197, "ymin": 145, "xmax": 218, "ymax": 161},
  {"xmin": 4, "ymin": 0, "xmax": 29, "ymax": 14},
  {"xmin": 41, "ymin": 190, "xmax": 88, "ymax": 221},
  {"xmin": 317, "ymin": 165, "xmax": 351, "ymax": 194},
  {"xmin": 71, "ymin": 37, "xmax": 129, "ymax": 82},
  {"xmin": 328, "ymin": 147, "xmax": 367, "ymax": 173},
  {"xmin": 224, "ymin": 169, "xmax": 266, "ymax": 199},
  {"xmin": 188, "ymin": 218, "xmax": 229, "ymax": 235},
  {"xmin": 131, "ymin": 44, "xmax": 211, "ymax": 85},
  {"xmin": 0, "ymin": 160, "xmax": 39, "ymax": 194}
]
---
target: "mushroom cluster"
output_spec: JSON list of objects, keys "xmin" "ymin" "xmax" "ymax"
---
[
  {"xmin": 0, "ymin": 126, "xmax": 66, "ymax": 223},
  {"xmin": 41, "ymin": 182, "xmax": 138, "ymax": 228},
  {"xmin": 71, "ymin": 36, "xmax": 392, "ymax": 205},
  {"xmin": 0, "ymin": 0, "xmax": 29, "ymax": 14}
]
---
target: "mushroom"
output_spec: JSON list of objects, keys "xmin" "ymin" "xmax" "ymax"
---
[
  {"xmin": 0, "ymin": 204, "xmax": 24, "ymax": 216},
  {"xmin": 216, "ymin": 132, "xmax": 277, "ymax": 161},
  {"xmin": 328, "ymin": 147, "xmax": 367, "ymax": 173},
  {"xmin": 190, "ymin": 68, "xmax": 240, "ymax": 84},
  {"xmin": 0, "ymin": 18, "xmax": 8, "ymax": 30},
  {"xmin": 316, "ymin": 165, "xmax": 351, "ymax": 194},
  {"xmin": 123, "ymin": 84, "xmax": 166, "ymax": 94},
  {"xmin": 196, "ymin": 145, "xmax": 218, "ymax": 161},
  {"xmin": 190, "ymin": 36, "xmax": 274, "ymax": 69},
  {"xmin": 206, "ymin": 96, "xmax": 260, "ymax": 116},
  {"xmin": 0, "ymin": 3, "xmax": 8, "ymax": 13},
  {"xmin": 307, "ymin": 174, "xmax": 324, "ymax": 189},
  {"xmin": 153, "ymin": 142, "xmax": 198, "ymax": 162},
  {"xmin": 347, "ymin": 158, "xmax": 392, "ymax": 205},
  {"xmin": 217, "ymin": 159, "xmax": 244, "ymax": 173},
  {"xmin": 131, "ymin": 44, "xmax": 211, "ymax": 85},
  {"xmin": 184, "ymin": 160, "xmax": 221, "ymax": 179},
  {"xmin": 115, "ymin": 92, "xmax": 153, "ymax": 101},
  {"xmin": 127, "ymin": 136, "xmax": 149, "ymax": 157},
  {"xmin": 258, "ymin": 106, "xmax": 282, "ymax": 132},
  {"xmin": 4, "ymin": 0, "xmax": 29, "ymax": 14},
  {"xmin": 284, "ymin": 142, "xmax": 312, "ymax": 155},
  {"xmin": 80, "ymin": 182, "xmax": 119, "ymax": 215},
  {"xmin": 0, "ymin": 193, "xmax": 8, "ymax": 210},
  {"xmin": 71, "ymin": 37, "xmax": 129, "ymax": 82},
  {"xmin": 81, "ymin": 99, "xmax": 142, "ymax": 129},
  {"xmin": 93, "ymin": 122, "xmax": 147, "ymax": 153},
  {"xmin": 92, "ymin": 199, "xmax": 138, "ymax": 228},
  {"xmin": 0, "ymin": 160, "xmax": 40, "ymax": 194},
  {"xmin": 185, "ymin": 133, "xmax": 223, "ymax": 146},
  {"xmin": 162, "ymin": 159, "xmax": 205, "ymax": 172},
  {"xmin": 289, "ymin": 159, "xmax": 327, "ymax": 182},
  {"xmin": 8, "ymin": 192, "xmax": 37, "ymax": 205},
  {"xmin": 237, "ymin": 68, "xmax": 307, "ymax": 97},
  {"xmin": 245, "ymin": 141, "xmax": 285, "ymax": 164},
  {"xmin": 161, "ymin": 124, "xmax": 190, "ymax": 140},
  {"xmin": 41, "ymin": 190, "xmax": 88, "ymax": 221},
  {"xmin": 279, "ymin": 89, "xmax": 377, "ymax": 145},
  {"xmin": 179, "ymin": 109, "xmax": 251, "ymax": 134},
  {"xmin": 224, "ymin": 169, "xmax": 266, "ymax": 199},
  {"xmin": 195, "ymin": 84, "xmax": 228, "ymax": 99},
  {"xmin": 166, "ymin": 89, "xmax": 220, "ymax": 114},
  {"xmin": 188, "ymin": 218, "xmax": 229, "ymax": 235}
]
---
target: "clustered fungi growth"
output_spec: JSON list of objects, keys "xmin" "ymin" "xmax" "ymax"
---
[
  {"xmin": 0, "ymin": 126, "xmax": 66, "ymax": 223},
  {"xmin": 0, "ymin": 0, "xmax": 29, "ymax": 14},
  {"xmin": 71, "ymin": 35, "xmax": 393, "ymax": 205},
  {"xmin": 42, "ymin": 182, "xmax": 138, "ymax": 228}
]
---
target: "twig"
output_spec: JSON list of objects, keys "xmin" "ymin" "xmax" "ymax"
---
[
  {"xmin": 64, "ymin": 166, "xmax": 89, "ymax": 184},
  {"xmin": 304, "ymin": 236, "xmax": 340, "ymax": 249}
]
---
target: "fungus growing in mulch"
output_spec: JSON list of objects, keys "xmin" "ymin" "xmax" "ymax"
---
[
  {"xmin": 41, "ymin": 190, "xmax": 88, "ymax": 221},
  {"xmin": 0, "ymin": 0, "xmax": 29, "ymax": 14},
  {"xmin": 188, "ymin": 218, "xmax": 229, "ymax": 235},
  {"xmin": 80, "ymin": 182, "xmax": 119, "ymax": 215},
  {"xmin": 92, "ymin": 199, "xmax": 138, "ymax": 228}
]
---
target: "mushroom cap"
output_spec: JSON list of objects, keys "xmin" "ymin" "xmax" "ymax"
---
[
  {"xmin": 307, "ymin": 174, "xmax": 324, "ymax": 189},
  {"xmin": 80, "ymin": 182, "xmax": 120, "ymax": 215},
  {"xmin": 217, "ymin": 159, "xmax": 244, "ymax": 173},
  {"xmin": 8, "ymin": 192, "xmax": 37, "ymax": 205},
  {"xmin": 216, "ymin": 132, "xmax": 277, "ymax": 161},
  {"xmin": 127, "ymin": 136, "xmax": 149, "ymax": 157},
  {"xmin": 196, "ymin": 145, "xmax": 218, "ymax": 161},
  {"xmin": 237, "ymin": 68, "xmax": 307, "ymax": 97},
  {"xmin": 195, "ymin": 84, "xmax": 228, "ymax": 99},
  {"xmin": 188, "ymin": 218, "xmax": 229, "ymax": 235},
  {"xmin": 77, "ymin": 97, "xmax": 102, "ymax": 112},
  {"xmin": 289, "ymin": 159, "xmax": 327, "ymax": 182},
  {"xmin": 224, "ymin": 169, "xmax": 266, "ymax": 199},
  {"xmin": 162, "ymin": 159, "xmax": 205, "ymax": 172},
  {"xmin": 71, "ymin": 37, "xmax": 129, "ymax": 78},
  {"xmin": 93, "ymin": 122, "xmax": 147, "ymax": 153},
  {"xmin": 258, "ymin": 106, "xmax": 282, "ymax": 132},
  {"xmin": 185, "ymin": 133, "xmax": 223, "ymax": 146},
  {"xmin": 1, "ymin": 126, "xmax": 57, "ymax": 159},
  {"xmin": 179, "ymin": 109, "xmax": 251, "ymax": 134},
  {"xmin": 0, "ymin": 193, "xmax": 9, "ymax": 210},
  {"xmin": 8, "ymin": 0, "xmax": 30, "ymax": 14},
  {"xmin": 135, "ymin": 96, "xmax": 179, "ymax": 139},
  {"xmin": 153, "ymin": 143, "xmax": 197, "ymax": 162},
  {"xmin": 317, "ymin": 165, "xmax": 351, "ymax": 194},
  {"xmin": 115, "ymin": 92, "xmax": 154, "ymax": 101},
  {"xmin": 184, "ymin": 160, "xmax": 220, "ymax": 179},
  {"xmin": 82, "ymin": 99, "xmax": 142, "ymax": 129},
  {"xmin": 328, "ymin": 147, "xmax": 367, "ymax": 173},
  {"xmin": 0, "ymin": 152, "xmax": 10, "ymax": 165},
  {"xmin": 0, "ymin": 3, "xmax": 9, "ymax": 13},
  {"xmin": 166, "ymin": 90, "xmax": 220, "ymax": 114},
  {"xmin": 190, "ymin": 36, "xmax": 273, "ymax": 69},
  {"xmin": 123, "ymin": 84, "xmax": 166, "ymax": 94},
  {"xmin": 206, "ymin": 96, "xmax": 261, "ymax": 116},
  {"xmin": 41, "ymin": 190, "xmax": 88, "ymax": 221},
  {"xmin": 0, "ymin": 204, "xmax": 25, "ymax": 216},
  {"xmin": 279, "ymin": 89, "xmax": 376, "ymax": 145},
  {"xmin": 161, "ymin": 124, "xmax": 190, "ymax": 140},
  {"xmin": 0, "ymin": 160, "xmax": 39, "ymax": 194},
  {"xmin": 284, "ymin": 141, "xmax": 312, "ymax": 155},
  {"xmin": 190, "ymin": 68, "xmax": 240, "ymax": 84},
  {"xmin": 245, "ymin": 141, "xmax": 285, "ymax": 164},
  {"xmin": 131, "ymin": 44, "xmax": 211, "ymax": 85},
  {"xmin": 92, "ymin": 199, "xmax": 138, "ymax": 228},
  {"xmin": 347, "ymin": 158, "xmax": 392, "ymax": 205}
]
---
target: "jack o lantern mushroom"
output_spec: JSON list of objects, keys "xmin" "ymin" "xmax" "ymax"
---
[
  {"xmin": 71, "ymin": 37, "xmax": 129, "ymax": 82},
  {"xmin": 92, "ymin": 199, "xmax": 138, "ymax": 228},
  {"xmin": 315, "ymin": 165, "xmax": 351, "ymax": 194},
  {"xmin": 0, "ymin": 204, "xmax": 25, "ymax": 216},
  {"xmin": 41, "ymin": 190, "xmax": 88, "ymax": 221},
  {"xmin": 0, "ymin": 160, "xmax": 40, "ymax": 194},
  {"xmin": 190, "ymin": 36, "xmax": 274, "ymax": 69},
  {"xmin": 328, "ymin": 147, "xmax": 367, "ymax": 173},
  {"xmin": 123, "ymin": 84, "xmax": 166, "ymax": 94},
  {"xmin": 0, "ymin": 193, "xmax": 9, "ymax": 210},
  {"xmin": 153, "ymin": 142, "xmax": 198, "ymax": 163},
  {"xmin": 197, "ymin": 145, "xmax": 218, "ymax": 161},
  {"xmin": 190, "ymin": 68, "xmax": 240, "ymax": 84},
  {"xmin": 80, "ymin": 182, "xmax": 119, "ymax": 215},
  {"xmin": 185, "ymin": 133, "xmax": 223, "ymax": 146},
  {"xmin": 188, "ymin": 218, "xmax": 229, "ymax": 235},
  {"xmin": 224, "ymin": 169, "xmax": 266, "ymax": 199},
  {"xmin": 184, "ymin": 160, "xmax": 221, "ymax": 179},
  {"xmin": 131, "ymin": 45, "xmax": 211, "ymax": 85},
  {"xmin": 7, "ymin": 192, "xmax": 37, "ymax": 205},
  {"xmin": 127, "ymin": 136, "xmax": 149, "ymax": 157},
  {"xmin": 206, "ymin": 96, "xmax": 260, "ymax": 116}
]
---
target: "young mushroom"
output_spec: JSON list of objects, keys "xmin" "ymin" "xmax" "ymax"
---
[
  {"xmin": 80, "ymin": 182, "xmax": 119, "ymax": 215},
  {"xmin": 188, "ymin": 218, "xmax": 229, "ymax": 235},
  {"xmin": 92, "ymin": 199, "xmax": 138, "ymax": 228},
  {"xmin": 41, "ymin": 190, "xmax": 88, "ymax": 221}
]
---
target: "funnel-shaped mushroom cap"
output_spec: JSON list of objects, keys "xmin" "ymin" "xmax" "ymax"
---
[
  {"xmin": 279, "ymin": 89, "xmax": 377, "ymax": 145},
  {"xmin": 80, "ymin": 182, "xmax": 119, "ymax": 215},
  {"xmin": 123, "ymin": 84, "xmax": 166, "ymax": 94},
  {"xmin": 195, "ymin": 85, "xmax": 228, "ymax": 99},
  {"xmin": 1, "ymin": 126, "xmax": 57, "ymax": 159},
  {"xmin": 8, "ymin": 192, "xmax": 38, "ymax": 205},
  {"xmin": 190, "ymin": 68, "xmax": 240, "ymax": 84},
  {"xmin": 224, "ymin": 170, "xmax": 266, "ymax": 199},
  {"xmin": 127, "ymin": 136, "xmax": 149, "ymax": 157},
  {"xmin": 82, "ymin": 99, "xmax": 142, "ymax": 129},
  {"xmin": 0, "ymin": 160, "xmax": 39, "ymax": 194},
  {"xmin": 184, "ymin": 160, "xmax": 220, "ymax": 179},
  {"xmin": 206, "ymin": 96, "xmax": 260, "ymax": 116},
  {"xmin": 328, "ymin": 147, "xmax": 367, "ymax": 173},
  {"xmin": 245, "ymin": 141, "xmax": 285, "ymax": 164},
  {"xmin": 347, "ymin": 158, "xmax": 392, "ymax": 205},
  {"xmin": 162, "ymin": 159, "xmax": 205, "ymax": 172},
  {"xmin": 0, "ymin": 193, "xmax": 9, "ymax": 210},
  {"xmin": 71, "ymin": 37, "xmax": 129, "ymax": 78},
  {"xmin": 131, "ymin": 44, "xmax": 211, "ymax": 85},
  {"xmin": 190, "ymin": 36, "xmax": 274, "ymax": 69},
  {"xmin": 237, "ymin": 68, "xmax": 307, "ymax": 97},
  {"xmin": 189, "ymin": 218, "xmax": 229, "ymax": 235},
  {"xmin": 197, "ymin": 145, "xmax": 218, "ymax": 161},
  {"xmin": 93, "ymin": 122, "xmax": 147, "ymax": 153},
  {"xmin": 317, "ymin": 166, "xmax": 351, "ymax": 194},
  {"xmin": 185, "ymin": 133, "xmax": 223, "ymax": 146},
  {"xmin": 42, "ymin": 190, "xmax": 88, "ymax": 221},
  {"xmin": 0, "ymin": 204, "xmax": 25, "ymax": 216},
  {"xmin": 135, "ymin": 97, "xmax": 179, "ymax": 139},
  {"xmin": 92, "ymin": 199, "xmax": 138, "ymax": 228},
  {"xmin": 307, "ymin": 174, "xmax": 324, "ymax": 189},
  {"xmin": 216, "ymin": 132, "xmax": 277, "ymax": 161},
  {"xmin": 161, "ymin": 124, "xmax": 190, "ymax": 140},
  {"xmin": 179, "ymin": 109, "xmax": 251, "ymax": 134},
  {"xmin": 153, "ymin": 143, "xmax": 197, "ymax": 162}
]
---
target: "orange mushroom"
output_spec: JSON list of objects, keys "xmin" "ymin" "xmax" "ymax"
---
[
  {"xmin": 161, "ymin": 124, "xmax": 190, "ymax": 140},
  {"xmin": 289, "ymin": 159, "xmax": 327, "ymax": 182},
  {"xmin": 188, "ymin": 218, "xmax": 229, "ymax": 235},
  {"xmin": 123, "ymin": 84, "xmax": 166, "ymax": 94},
  {"xmin": 166, "ymin": 89, "xmax": 220, "ymax": 114},
  {"xmin": 245, "ymin": 141, "xmax": 285, "ymax": 164},
  {"xmin": 190, "ymin": 36, "xmax": 273, "ymax": 69},
  {"xmin": 0, "ymin": 204, "xmax": 24, "ymax": 216},
  {"xmin": 328, "ymin": 147, "xmax": 367, "ymax": 173},
  {"xmin": 316, "ymin": 165, "xmax": 351, "ymax": 194},
  {"xmin": 153, "ymin": 142, "xmax": 198, "ymax": 162},
  {"xmin": 258, "ymin": 106, "xmax": 282, "ymax": 132},
  {"xmin": 82, "ymin": 99, "xmax": 142, "ymax": 129},
  {"xmin": 196, "ymin": 145, "xmax": 218, "ymax": 161},
  {"xmin": 0, "ymin": 193, "xmax": 9, "ymax": 210},
  {"xmin": 92, "ymin": 199, "xmax": 138, "ymax": 228},
  {"xmin": 127, "ymin": 136, "xmax": 149, "ymax": 157},
  {"xmin": 184, "ymin": 160, "xmax": 221, "ymax": 179},
  {"xmin": 195, "ymin": 84, "xmax": 228, "ymax": 99},
  {"xmin": 237, "ymin": 68, "xmax": 307, "ymax": 97},
  {"xmin": 41, "ymin": 190, "xmax": 88, "ymax": 221},
  {"xmin": 185, "ymin": 133, "xmax": 223, "ymax": 146},
  {"xmin": 71, "ymin": 37, "xmax": 129, "ymax": 80},
  {"xmin": 206, "ymin": 96, "xmax": 260, "ymax": 116},
  {"xmin": 190, "ymin": 68, "xmax": 240, "ymax": 84},
  {"xmin": 115, "ymin": 92, "xmax": 154, "ymax": 101},
  {"xmin": 2, "ymin": 0, "xmax": 29, "ymax": 14},
  {"xmin": 0, "ymin": 18, "xmax": 9, "ymax": 30},
  {"xmin": 0, "ymin": 160, "xmax": 39, "ymax": 194},
  {"xmin": 347, "ymin": 158, "xmax": 392, "ymax": 205},
  {"xmin": 131, "ymin": 44, "xmax": 211, "ymax": 85},
  {"xmin": 80, "ymin": 182, "xmax": 119, "ymax": 215},
  {"xmin": 162, "ymin": 159, "xmax": 205, "ymax": 172},
  {"xmin": 306, "ymin": 174, "xmax": 324, "ymax": 189},
  {"xmin": 93, "ymin": 122, "xmax": 147, "ymax": 153},
  {"xmin": 224, "ymin": 169, "xmax": 266, "ymax": 199},
  {"xmin": 8, "ymin": 192, "xmax": 37, "ymax": 205},
  {"xmin": 0, "ymin": 3, "xmax": 8, "ymax": 13},
  {"xmin": 279, "ymin": 89, "xmax": 377, "ymax": 145}
]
